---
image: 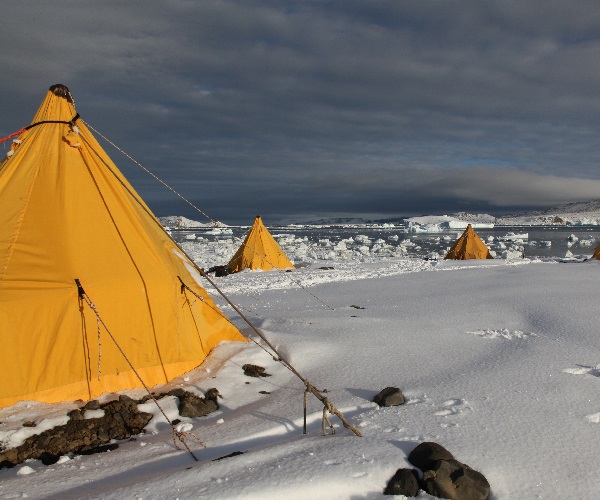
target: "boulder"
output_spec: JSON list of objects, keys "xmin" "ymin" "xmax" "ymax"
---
[
  {"xmin": 422, "ymin": 459, "xmax": 490, "ymax": 500},
  {"xmin": 408, "ymin": 441, "xmax": 454, "ymax": 471},
  {"xmin": 383, "ymin": 468, "xmax": 420, "ymax": 496},
  {"xmin": 374, "ymin": 387, "xmax": 405, "ymax": 407}
]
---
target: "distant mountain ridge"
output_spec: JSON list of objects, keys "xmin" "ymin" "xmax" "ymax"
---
[{"xmin": 401, "ymin": 200, "xmax": 600, "ymax": 226}]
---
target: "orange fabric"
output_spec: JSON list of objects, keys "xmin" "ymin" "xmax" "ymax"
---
[
  {"xmin": 227, "ymin": 216, "xmax": 294, "ymax": 272},
  {"xmin": 0, "ymin": 85, "xmax": 246, "ymax": 408},
  {"xmin": 444, "ymin": 224, "xmax": 493, "ymax": 260}
]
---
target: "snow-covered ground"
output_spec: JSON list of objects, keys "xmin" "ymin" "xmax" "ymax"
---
[{"xmin": 2, "ymin": 243, "xmax": 600, "ymax": 498}]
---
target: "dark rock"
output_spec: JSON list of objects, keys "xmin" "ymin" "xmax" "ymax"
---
[
  {"xmin": 67, "ymin": 409, "xmax": 84, "ymax": 421},
  {"xmin": 178, "ymin": 392, "xmax": 218, "ymax": 418},
  {"xmin": 422, "ymin": 459, "xmax": 490, "ymax": 500},
  {"xmin": 166, "ymin": 388, "xmax": 187, "ymax": 400},
  {"xmin": 242, "ymin": 364, "xmax": 271, "ymax": 377},
  {"xmin": 373, "ymin": 387, "xmax": 405, "ymax": 407},
  {"xmin": 167, "ymin": 389, "xmax": 220, "ymax": 418},
  {"xmin": 39, "ymin": 452, "xmax": 61, "ymax": 465},
  {"xmin": 350, "ymin": 304, "xmax": 365, "ymax": 309},
  {"xmin": 383, "ymin": 468, "xmax": 420, "ymax": 496},
  {"xmin": 22, "ymin": 421, "xmax": 36, "ymax": 427},
  {"xmin": 0, "ymin": 397, "xmax": 152, "ymax": 468},
  {"xmin": 205, "ymin": 388, "xmax": 222, "ymax": 402},
  {"xmin": 83, "ymin": 400, "xmax": 101, "ymax": 410},
  {"xmin": 408, "ymin": 442, "xmax": 454, "ymax": 471}
]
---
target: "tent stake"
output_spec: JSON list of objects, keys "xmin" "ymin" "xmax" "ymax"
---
[
  {"xmin": 303, "ymin": 389, "xmax": 308, "ymax": 434},
  {"xmin": 200, "ymin": 270, "xmax": 362, "ymax": 437}
]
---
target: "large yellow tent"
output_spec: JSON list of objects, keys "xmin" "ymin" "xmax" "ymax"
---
[
  {"xmin": 593, "ymin": 243, "xmax": 600, "ymax": 260},
  {"xmin": 227, "ymin": 216, "xmax": 294, "ymax": 272},
  {"xmin": 0, "ymin": 84, "xmax": 246, "ymax": 409},
  {"xmin": 444, "ymin": 224, "xmax": 493, "ymax": 260}
]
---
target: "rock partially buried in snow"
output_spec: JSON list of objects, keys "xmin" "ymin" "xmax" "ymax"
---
[
  {"xmin": 407, "ymin": 441, "xmax": 454, "ymax": 470},
  {"xmin": 373, "ymin": 387, "xmax": 405, "ymax": 407},
  {"xmin": 406, "ymin": 442, "xmax": 491, "ymax": 499},
  {"xmin": 383, "ymin": 468, "xmax": 420, "ymax": 496},
  {"xmin": 242, "ymin": 364, "xmax": 272, "ymax": 377},
  {"xmin": 167, "ymin": 388, "xmax": 220, "ymax": 418},
  {"xmin": 0, "ymin": 395, "xmax": 152, "ymax": 469},
  {"xmin": 422, "ymin": 458, "xmax": 490, "ymax": 500}
]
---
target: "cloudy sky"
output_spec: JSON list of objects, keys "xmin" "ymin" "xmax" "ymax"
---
[{"xmin": 3, "ymin": 1, "xmax": 600, "ymax": 224}]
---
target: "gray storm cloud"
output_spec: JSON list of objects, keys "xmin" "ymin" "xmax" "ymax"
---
[{"xmin": 2, "ymin": 1, "xmax": 600, "ymax": 223}]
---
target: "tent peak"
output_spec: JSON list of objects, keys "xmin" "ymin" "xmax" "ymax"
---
[{"xmin": 49, "ymin": 84, "xmax": 74, "ymax": 104}]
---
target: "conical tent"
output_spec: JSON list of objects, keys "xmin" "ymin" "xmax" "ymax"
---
[
  {"xmin": 0, "ymin": 84, "xmax": 246, "ymax": 409},
  {"xmin": 227, "ymin": 216, "xmax": 294, "ymax": 272},
  {"xmin": 444, "ymin": 224, "xmax": 493, "ymax": 260},
  {"xmin": 593, "ymin": 243, "xmax": 600, "ymax": 260}
]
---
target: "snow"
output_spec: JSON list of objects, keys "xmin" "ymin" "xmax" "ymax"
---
[
  {"xmin": 2, "ymin": 243, "xmax": 600, "ymax": 498},
  {"xmin": 405, "ymin": 214, "xmax": 495, "ymax": 233}
]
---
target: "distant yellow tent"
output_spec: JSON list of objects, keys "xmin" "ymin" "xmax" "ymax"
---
[
  {"xmin": 0, "ymin": 84, "xmax": 246, "ymax": 409},
  {"xmin": 593, "ymin": 243, "xmax": 600, "ymax": 260},
  {"xmin": 227, "ymin": 216, "xmax": 294, "ymax": 272},
  {"xmin": 444, "ymin": 224, "xmax": 493, "ymax": 260}
]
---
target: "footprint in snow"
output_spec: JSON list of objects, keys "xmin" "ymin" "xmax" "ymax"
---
[
  {"xmin": 562, "ymin": 364, "xmax": 600, "ymax": 377},
  {"xmin": 434, "ymin": 398, "xmax": 470, "ymax": 417}
]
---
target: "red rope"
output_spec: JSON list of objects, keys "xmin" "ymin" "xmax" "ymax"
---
[{"xmin": 0, "ymin": 126, "xmax": 27, "ymax": 143}]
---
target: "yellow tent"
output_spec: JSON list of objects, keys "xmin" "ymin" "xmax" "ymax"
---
[
  {"xmin": 444, "ymin": 224, "xmax": 493, "ymax": 260},
  {"xmin": 593, "ymin": 243, "xmax": 600, "ymax": 260},
  {"xmin": 0, "ymin": 84, "xmax": 246, "ymax": 409},
  {"xmin": 227, "ymin": 216, "xmax": 294, "ymax": 272}
]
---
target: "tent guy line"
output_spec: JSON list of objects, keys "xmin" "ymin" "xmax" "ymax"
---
[
  {"xmin": 81, "ymin": 122, "xmax": 335, "ymax": 310},
  {"xmin": 200, "ymin": 269, "xmax": 362, "ymax": 437},
  {"xmin": 0, "ymin": 84, "xmax": 360, "ymax": 462},
  {"xmin": 84, "ymin": 120, "xmax": 219, "ymax": 226},
  {"xmin": 75, "ymin": 278, "xmax": 203, "ymax": 462}
]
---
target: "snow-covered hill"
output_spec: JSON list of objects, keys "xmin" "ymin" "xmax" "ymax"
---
[
  {"xmin": 159, "ymin": 215, "xmax": 228, "ymax": 229},
  {"xmin": 496, "ymin": 200, "xmax": 600, "ymax": 225},
  {"xmin": 406, "ymin": 200, "xmax": 600, "ymax": 230}
]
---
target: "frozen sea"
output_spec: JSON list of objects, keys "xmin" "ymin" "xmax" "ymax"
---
[{"xmin": 169, "ymin": 224, "xmax": 600, "ymax": 264}]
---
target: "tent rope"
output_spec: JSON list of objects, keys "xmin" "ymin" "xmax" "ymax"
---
[
  {"xmin": 0, "ymin": 127, "xmax": 27, "ymax": 143},
  {"xmin": 74, "ymin": 279, "xmax": 205, "ymax": 460},
  {"xmin": 83, "ymin": 120, "xmax": 219, "ymax": 226},
  {"xmin": 198, "ymin": 271, "xmax": 362, "ymax": 437},
  {"xmin": 78, "ymin": 124, "xmax": 360, "ymax": 435},
  {"xmin": 83, "ymin": 120, "xmax": 334, "ymax": 310},
  {"xmin": 96, "ymin": 311, "xmax": 102, "ymax": 381},
  {"xmin": 0, "ymin": 114, "xmax": 80, "ymax": 143},
  {"xmin": 178, "ymin": 277, "xmax": 280, "ymax": 362}
]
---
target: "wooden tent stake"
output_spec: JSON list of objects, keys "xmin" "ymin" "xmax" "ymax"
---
[{"xmin": 200, "ymin": 270, "xmax": 362, "ymax": 437}]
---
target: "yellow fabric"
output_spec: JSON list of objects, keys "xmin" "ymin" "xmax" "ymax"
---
[
  {"xmin": 593, "ymin": 243, "xmax": 600, "ymax": 260},
  {"xmin": 444, "ymin": 224, "xmax": 493, "ymax": 260},
  {"xmin": 227, "ymin": 216, "xmax": 294, "ymax": 272},
  {"xmin": 0, "ymin": 85, "xmax": 246, "ymax": 409}
]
